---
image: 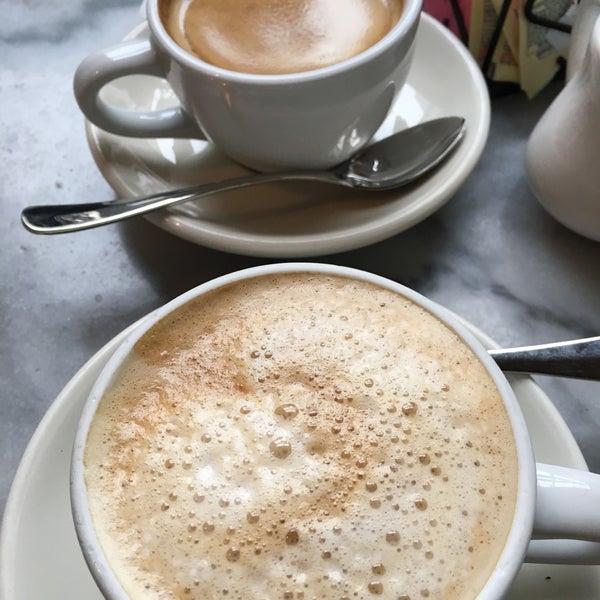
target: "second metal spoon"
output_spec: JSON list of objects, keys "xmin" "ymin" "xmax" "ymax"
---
[
  {"xmin": 490, "ymin": 336, "xmax": 600, "ymax": 380},
  {"xmin": 21, "ymin": 116, "xmax": 465, "ymax": 234}
]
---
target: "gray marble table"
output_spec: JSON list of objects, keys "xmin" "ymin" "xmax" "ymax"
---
[{"xmin": 1, "ymin": 0, "xmax": 599, "ymax": 529}]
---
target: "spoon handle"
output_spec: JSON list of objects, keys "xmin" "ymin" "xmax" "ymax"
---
[
  {"xmin": 20, "ymin": 170, "xmax": 330, "ymax": 234},
  {"xmin": 21, "ymin": 117, "xmax": 465, "ymax": 235},
  {"xmin": 489, "ymin": 336, "xmax": 600, "ymax": 380}
]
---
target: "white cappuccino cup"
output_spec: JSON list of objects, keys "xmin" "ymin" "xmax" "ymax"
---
[{"xmin": 71, "ymin": 263, "xmax": 600, "ymax": 600}]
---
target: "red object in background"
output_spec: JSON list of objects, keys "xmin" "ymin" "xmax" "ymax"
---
[{"xmin": 423, "ymin": 0, "xmax": 472, "ymax": 44}]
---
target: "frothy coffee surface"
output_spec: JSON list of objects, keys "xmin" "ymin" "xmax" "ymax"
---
[
  {"xmin": 85, "ymin": 272, "xmax": 518, "ymax": 599},
  {"xmin": 160, "ymin": 0, "xmax": 403, "ymax": 74}
]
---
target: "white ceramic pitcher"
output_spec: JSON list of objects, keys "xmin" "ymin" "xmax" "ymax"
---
[
  {"xmin": 525, "ymin": 15, "xmax": 600, "ymax": 241},
  {"xmin": 567, "ymin": 0, "xmax": 600, "ymax": 80}
]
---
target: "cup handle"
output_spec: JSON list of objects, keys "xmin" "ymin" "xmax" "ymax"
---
[
  {"xmin": 525, "ymin": 463, "xmax": 600, "ymax": 564},
  {"xmin": 73, "ymin": 34, "xmax": 205, "ymax": 139}
]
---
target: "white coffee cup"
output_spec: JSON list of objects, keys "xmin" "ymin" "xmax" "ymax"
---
[
  {"xmin": 73, "ymin": 0, "xmax": 421, "ymax": 171},
  {"xmin": 71, "ymin": 263, "xmax": 600, "ymax": 600}
]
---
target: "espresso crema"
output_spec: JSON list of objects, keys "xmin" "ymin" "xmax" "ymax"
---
[
  {"xmin": 84, "ymin": 272, "xmax": 518, "ymax": 599},
  {"xmin": 160, "ymin": 0, "xmax": 404, "ymax": 74}
]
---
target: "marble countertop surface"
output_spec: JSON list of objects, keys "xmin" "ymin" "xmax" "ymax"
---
[{"xmin": 1, "ymin": 0, "xmax": 599, "ymax": 531}]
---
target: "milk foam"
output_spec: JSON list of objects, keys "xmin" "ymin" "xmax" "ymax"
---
[
  {"xmin": 160, "ymin": 0, "xmax": 404, "ymax": 74},
  {"xmin": 84, "ymin": 273, "xmax": 518, "ymax": 599}
]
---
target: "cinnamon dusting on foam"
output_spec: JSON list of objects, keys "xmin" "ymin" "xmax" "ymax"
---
[{"xmin": 84, "ymin": 273, "xmax": 517, "ymax": 599}]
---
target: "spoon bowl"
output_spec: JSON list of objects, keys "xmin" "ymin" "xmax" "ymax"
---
[
  {"xmin": 21, "ymin": 117, "xmax": 465, "ymax": 234},
  {"xmin": 339, "ymin": 116, "xmax": 465, "ymax": 190}
]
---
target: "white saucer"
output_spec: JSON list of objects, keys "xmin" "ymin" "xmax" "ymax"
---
[
  {"xmin": 85, "ymin": 14, "xmax": 490, "ymax": 257},
  {"xmin": 2, "ymin": 313, "xmax": 599, "ymax": 599}
]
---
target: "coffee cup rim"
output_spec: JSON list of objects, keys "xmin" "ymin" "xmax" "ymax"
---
[
  {"xmin": 145, "ymin": 0, "xmax": 423, "ymax": 84},
  {"xmin": 71, "ymin": 262, "xmax": 535, "ymax": 600}
]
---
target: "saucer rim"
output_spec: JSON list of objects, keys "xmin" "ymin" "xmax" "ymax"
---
[{"xmin": 85, "ymin": 13, "xmax": 491, "ymax": 258}]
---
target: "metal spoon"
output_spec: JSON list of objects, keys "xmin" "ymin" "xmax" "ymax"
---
[
  {"xmin": 21, "ymin": 116, "xmax": 465, "ymax": 234},
  {"xmin": 489, "ymin": 336, "xmax": 600, "ymax": 380}
]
